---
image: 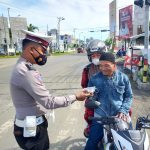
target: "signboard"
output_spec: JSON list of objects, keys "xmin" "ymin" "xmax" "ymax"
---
[{"xmin": 119, "ymin": 5, "xmax": 133, "ymax": 39}]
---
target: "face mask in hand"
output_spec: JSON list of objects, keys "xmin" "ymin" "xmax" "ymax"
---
[
  {"xmin": 92, "ymin": 58, "xmax": 99, "ymax": 65},
  {"xmin": 31, "ymin": 48, "xmax": 47, "ymax": 66}
]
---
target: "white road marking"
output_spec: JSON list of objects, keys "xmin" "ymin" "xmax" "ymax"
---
[{"xmin": 0, "ymin": 119, "xmax": 13, "ymax": 138}]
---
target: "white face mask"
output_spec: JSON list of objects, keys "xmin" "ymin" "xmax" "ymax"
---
[{"xmin": 92, "ymin": 58, "xmax": 99, "ymax": 65}]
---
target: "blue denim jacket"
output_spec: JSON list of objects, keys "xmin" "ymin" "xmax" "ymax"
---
[{"xmin": 88, "ymin": 70, "xmax": 133, "ymax": 116}]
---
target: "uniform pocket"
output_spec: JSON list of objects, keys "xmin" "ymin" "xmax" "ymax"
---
[{"xmin": 115, "ymin": 85, "xmax": 125, "ymax": 94}]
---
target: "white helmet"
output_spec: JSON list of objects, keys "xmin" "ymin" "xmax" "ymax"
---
[{"xmin": 86, "ymin": 39, "xmax": 106, "ymax": 62}]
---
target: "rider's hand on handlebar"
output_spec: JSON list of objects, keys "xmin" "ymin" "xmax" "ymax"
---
[
  {"xmin": 116, "ymin": 112, "xmax": 128, "ymax": 122},
  {"xmin": 75, "ymin": 90, "xmax": 93, "ymax": 101}
]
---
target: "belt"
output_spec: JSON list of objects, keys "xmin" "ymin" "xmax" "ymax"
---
[{"xmin": 15, "ymin": 116, "xmax": 44, "ymax": 128}]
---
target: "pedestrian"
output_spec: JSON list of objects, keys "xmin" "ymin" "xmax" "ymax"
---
[
  {"xmin": 81, "ymin": 39, "xmax": 106, "ymax": 137},
  {"xmin": 84, "ymin": 52, "xmax": 133, "ymax": 150},
  {"xmin": 10, "ymin": 30, "xmax": 92, "ymax": 150}
]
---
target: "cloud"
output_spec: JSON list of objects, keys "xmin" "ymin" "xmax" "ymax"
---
[{"xmin": 0, "ymin": 0, "xmax": 134, "ymax": 39}]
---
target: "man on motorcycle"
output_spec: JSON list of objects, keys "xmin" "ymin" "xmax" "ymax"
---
[
  {"xmin": 81, "ymin": 39, "xmax": 106, "ymax": 137},
  {"xmin": 84, "ymin": 52, "xmax": 133, "ymax": 150}
]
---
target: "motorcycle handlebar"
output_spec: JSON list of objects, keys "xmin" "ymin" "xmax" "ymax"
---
[
  {"xmin": 136, "ymin": 116, "xmax": 150, "ymax": 130},
  {"xmin": 144, "ymin": 118, "xmax": 150, "ymax": 123},
  {"xmin": 138, "ymin": 117, "xmax": 150, "ymax": 123},
  {"xmin": 88, "ymin": 116, "xmax": 118, "ymax": 125}
]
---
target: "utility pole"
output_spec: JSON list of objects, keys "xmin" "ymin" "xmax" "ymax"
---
[
  {"xmin": 7, "ymin": 8, "xmax": 13, "ymax": 50},
  {"xmin": 47, "ymin": 24, "xmax": 48, "ymax": 35},
  {"xmin": 57, "ymin": 17, "xmax": 65, "ymax": 51},
  {"xmin": 78, "ymin": 32, "xmax": 83, "ymax": 45},
  {"xmin": 73, "ymin": 28, "xmax": 77, "ymax": 40},
  {"xmin": 111, "ymin": 25, "xmax": 116, "ymax": 51},
  {"xmin": 145, "ymin": 4, "xmax": 149, "ymax": 63},
  {"xmin": 2, "ymin": 14, "xmax": 7, "ymax": 54}
]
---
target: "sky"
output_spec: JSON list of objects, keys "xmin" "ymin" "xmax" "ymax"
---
[{"xmin": 0, "ymin": 0, "xmax": 133, "ymax": 40}]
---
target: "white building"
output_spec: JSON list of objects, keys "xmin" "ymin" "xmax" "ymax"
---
[
  {"xmin": 10, "ymin": 17, "xmax": 27, "ymax": 44},
  {"xmin": 0, "ymin": 16, "xmax": 10, "ymax": 46}
]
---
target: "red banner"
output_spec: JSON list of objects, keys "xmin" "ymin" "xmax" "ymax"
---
[
  {"xmin": 119, "ymin": 5, "xmax": 133, "ymax": 40},
  {"xmin": 124, "ymin": 54, "xmax": 139, "ymax": 68}
]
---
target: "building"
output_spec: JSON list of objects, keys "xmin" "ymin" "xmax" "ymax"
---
[
  {"xmin": 0, "ymin": 16, "xmax": 27, "ymax": 53},
  {"xmin": 10, "ymin": 17, "xmax": 27, "ymax": 45},
  {"xmin": 133, "ymin": 5, "xmax": 145, "ymax": 35},
  {"xmin": 48, "ymin": 29, "xmax": 57, "ymax": 51},
  {"xmin": 109, "ymin": 0, "xmax": 134, "ymax": 49},
  {"xmin": 0, "ymin": 16, "xmax": 10, "ymax": 50},
  {"xmin": 109, "ymin": 0, "xmax": 146, "ymax": 38}
]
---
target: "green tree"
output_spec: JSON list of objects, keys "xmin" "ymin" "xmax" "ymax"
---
[
  {"xmin": 27, "ymin": 24, "xmax": 39, "ymax": 32},
  {"xmin": 104, "ymin": 38, "xmax": 113, "ymax": 50}
]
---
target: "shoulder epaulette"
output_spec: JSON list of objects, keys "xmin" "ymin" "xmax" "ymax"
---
[{"xmin": 25, "ymin": 64, "xmax": 36, "ymax": 71}]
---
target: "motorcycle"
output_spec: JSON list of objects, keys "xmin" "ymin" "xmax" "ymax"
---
[
  {"xmin": 116, "ymin": 49, "xmax": 126, "ymax": 58},
  {"xmin": 85, "ymin": 89, "xmax": 150, "ymax": 150}
]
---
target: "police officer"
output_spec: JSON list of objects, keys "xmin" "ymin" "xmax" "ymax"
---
[{"xmin": 10, "ymin": 30, "xmax": 91, "ymax": 150}]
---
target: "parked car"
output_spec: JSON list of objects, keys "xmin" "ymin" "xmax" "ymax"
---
[
  {"xmin": 77, "ymin": 47, "xmax": 84, "ymax": 53},
  {"xmin": 0, "ymin": 47, "xmax": 4, "ymax": 55}
]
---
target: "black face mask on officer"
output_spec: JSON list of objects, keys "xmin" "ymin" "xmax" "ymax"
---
[{"xmin": 31, "ymin": 47, "xmax": 47, "ymax": 66}]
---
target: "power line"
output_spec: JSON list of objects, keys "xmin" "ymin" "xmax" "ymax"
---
[{"xmin": 0, "ymin": 2, "xmax": 57, "ymax": 18}]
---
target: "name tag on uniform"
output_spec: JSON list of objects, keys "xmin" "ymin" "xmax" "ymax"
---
[{"xmin": 23, "ymin": 116, "xmax": 36, "ymax": 137}]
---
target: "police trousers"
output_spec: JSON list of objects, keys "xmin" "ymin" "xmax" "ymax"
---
[{"xmin": 13, "ymin": 115, "xmax": 49, "ymax": 150}]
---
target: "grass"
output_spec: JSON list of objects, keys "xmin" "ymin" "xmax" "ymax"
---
[
  {"xmin": 0, "ymin": 55, "xmax": 19, "ymax": 58},
  {"xmin": 51, "ymin": 50, "xmax": 75, "ymax": 56},
  {"xmin": 0, "ymin": 51, "xmax": 76, "ymax": 58}
]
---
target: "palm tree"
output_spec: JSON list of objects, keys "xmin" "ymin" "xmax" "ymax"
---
[{"xmin": 27, "ymin": 24, "xmax": 39, "ymax": 32}]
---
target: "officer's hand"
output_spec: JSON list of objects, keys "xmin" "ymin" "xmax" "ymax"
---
[{"xmin": 75, "ymin": 90, "xmax": 93, "ymax": 101}]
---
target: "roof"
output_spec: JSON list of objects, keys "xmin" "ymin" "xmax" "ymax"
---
[{"xmin": 130, "ymin": 32, "xmax": 150, "ymax": 39}]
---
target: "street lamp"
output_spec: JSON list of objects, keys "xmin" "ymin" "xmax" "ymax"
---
[
  {"xmin": 57, "ymin": 17, "xmax": 65, "ymax": 51},
  {"xmin": 78, "ymin": 32, "xmax": 83, "ymax": 45},
  {"xmin": 100, "ymin": 29, "xmax": 110, "ymax": 41},
  {"xmin": 89, "ymin": 29, "xmax": 110, "ymax": 40},
  {"xmin": 89, "ymin": 30, "xmax": 95, "ymax": 32}
]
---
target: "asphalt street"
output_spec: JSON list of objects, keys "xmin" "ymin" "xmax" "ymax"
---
[{"xmin": 0, "ymin": 53, "xmax": 149, "ymax": 150}]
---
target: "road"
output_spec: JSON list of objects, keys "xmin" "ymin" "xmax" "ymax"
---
[{"xmin": 0, "ymin": 53, "xmax": 149, "ymax": 150}]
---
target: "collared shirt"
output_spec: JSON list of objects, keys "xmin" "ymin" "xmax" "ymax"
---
[
  {"xmin": 10, "ymin": 57, "xmax": 76, "ymax": 120},
  {"xmin": 88, "ymin": 70, "xmax": 133, "ymax": 116}
]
